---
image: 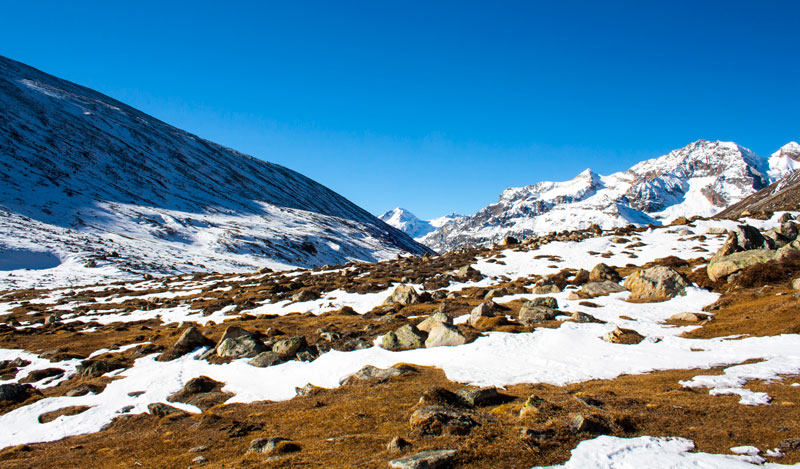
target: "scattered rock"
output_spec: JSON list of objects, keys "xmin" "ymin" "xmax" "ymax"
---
[
  {"xmin": 707, "ymin": 249, "xmax": 778, "ymax": 282},
  {"xmin": 624, "ymin": 266, "xmax": 690, "ymax": 301},
  {"xmin": 291, "ymin": 289, "xmax": 319, "ymax": 302},
  {"xmin": 382, "ymin": 324, "xmax": 427, "ymax": 351},
  {"xmin": 417, "ymin": 313, "xmax": 452, "ymax": 333},
  {"xmin": 530, "ymin": 280, "xmax": 561, "ymax": 294},
  {"xmin": 272, "ymin": 336, "xmax": 307, "ymax": 357},
  {"xmin": 19, "ymin": 368, "xmax": 64, "ymax": 383},
  {"xmin": 570, "ymin": 311, "xmax": 604, "ymax": 323},
  {"xmin": 424, "ymin": 323, "xmax": 467, "ymax": 347},
  {"xmin": 468, "ymin": 303, "xmax": 495, "ymax": 326},
  {"xmin": 216, "ymin": 335, "xmax": 268, "ymax": 359},
  {"xmin": 341, "ymin": 364, "xmax": 413, "ymax": 385},
  {"xmin": 669, "ymin": 312, "xmax": 704, "ymax": 322},
  {"xmin": 567, "ymin": 281, "xmax": 626, "ymax": 299},
  {"xmin": 484, "ymin": 287, "xmax": 509, "ymax": 299},
  {"xmin": 529, "ymin": 296, "xmax": 558, "ymax": 309},
  {"xmin": 249, "ymin": 351, "xmax": 285, "ymax": 368},
  {"xmin": 519, "ymin": 303, "xmax": 559, "ymax": 325},
  {"xmin": 295, "ymin": 383, "xmax": 324, "ymax": 396},
  {"xmin": 191, "ymin": 455, "xmax": 208, "ymax": 464},
  {"xmin": 387, "ymin": 436, "xmax": 411, "ymax": 453},
  {"xmin": 384, "ymin": 285, "xmax": 421, "ymax": 306},
  {"xmin": 572, "ymin": 269, "xmax": 590, "ymax": 285},
  {"xmin": 456, "ymin": 386, "xmax": 501, "ymax": 406},
  {"xmin": 570, "ymin": 413, "xmax": 612, "ymax": 434},
  {"xmin": 388, "ymin": 449, "xmax": 457, "ymax": 469},
  {"xmin": 410, "ymin": 405, "xmax": 476, "ymax": 436},
  {"xmin": 602, "ymin": 326, "xmax": 645, "ymax": 344},
  {"xmin": 589, "ymin": 263, "xmax": 621, "ymax": 283},
  {"xmin": 147, "ymin": 402, "xmax": 187, "ymax": 418},
  {"xmin": 157, "ymin": 326, "xmax": 213, "ymax": 361},
  {"xmin": 453, "ymin": 265, "xmax": 483, "ymax": 282},
  {"xmin": 189, "ymin": 445, "xmax": 208, "ymax": 453},
  {"xmin": 0, "ymin": 383, "xmax": 37, "ymax": 403},
  {"xmin": 248, "ymin": 437, "xmax": 300, "ymax": 455},
  {"xmin": 778, "ymin": 438, "xmax": 800, "ymax": 451},
  {"xmin": 65, "ymin": 384, "xmax": 103, "ymax": 397}
]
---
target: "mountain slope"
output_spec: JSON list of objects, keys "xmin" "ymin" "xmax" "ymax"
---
[
  {"xmin": 424, "ymin": 140, "xmax": 788, "ymax": 251},
  {"xmin": 0, "ymin": 55, "xmax": 431, "ymax": 289},
  {"xmin": 716, "ymin": 170, "xmax": 800, "ymax": 218}
]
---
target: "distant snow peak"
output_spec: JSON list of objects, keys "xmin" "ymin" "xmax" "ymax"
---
[
  {"xmin": 768, "ymin": 141, "xmax": 800, "ymax": 181},
  {"xmin": 379, "ymin": 207, "xmax": 435, "ymax": 239},
  {"xmin": 423, "ymin": 139, "xmax": 792, "ymax": 252}
]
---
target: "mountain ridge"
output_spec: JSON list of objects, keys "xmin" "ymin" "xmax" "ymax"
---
[{"xmin": 0, "ymin": 55, "xmax": 431, "ymax": 289}]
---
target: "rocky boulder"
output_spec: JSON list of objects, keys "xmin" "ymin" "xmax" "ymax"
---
[
  {"xmin": 518, "ymin": 304, "xmax": 559, "ymax": 325},
  {"xmin": 589, "ymin": 263, "xmax": 621, "ymax": 283},
  {"xmin": 409, "ymin": 405, "xmax": 476, "ymax": 436},
  {"xmin": 249, "ymin": 351, "xmax": 285, "ymax": 368},
  {"xmin": 389, "ymin": 449, "xmax": 457, "ymax": 469},
  {"xmin": 468, "ymin": 303, "xmax": 495, "ymax": 326},
  {"xmin": 707, "ymin": 249, "xmax": 777, "ymax": 282},
  {"xmin": 567, "ymin": 281, "xmax": 626, "ymax": 299},
  {"xmin": 714, "ymin": 224, "xmax": 767, "ymax": 258},
  {"xmin": 425, "ymin": 323, "xmax": 467, "ymax": 348},
  {"xmin": 157, "ymin": 326, "xmax": 213, "ymax": 361},
  {"xmin": 602, "ymin": 326, "xmax": 645, "ymax": 344},
  {"xmin": 624, "ymin": 266, "xmax": 689, "ymax": 301},
  {"xmin": 216, "ymin": 335, "xmax": 268, "ymax": 359},
  {"xmin": 382, "ymin": 324, "xmax": 427, "ymax": 351},
  {"xmin": 384, "ymin": 285, "xmax": 421, "ymax": 306},
  {"xmin": 417, "ymin": 313, "xmax": 452, "ymax": 332}
]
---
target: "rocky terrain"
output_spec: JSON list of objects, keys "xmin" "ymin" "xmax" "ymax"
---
[
  {"xmin": 3, "ymin": 209, "xmax": 800, "ymax": 467},
  {"xmin": 415, "ymin": 141, "xmax": 800, "ymax": 252},
  {"xmin": 0, "ymin": 55, "xmax": 430, "ymax": 291}
]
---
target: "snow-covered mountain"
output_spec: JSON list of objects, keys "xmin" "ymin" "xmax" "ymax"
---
[
  {"xmin": 0, "ymin": 55, "xmax": 431, "ymax": 289},
  {"xmin": 424, "ymin": 140, "xmax": 795, "ymax": 252},
  {"xmin": 767, "ymin": 141, "xmax": 800, "ymax": 181},
  {"xmin": 378, "ymin": 208, "xmax": 465, "ymax": 241}
]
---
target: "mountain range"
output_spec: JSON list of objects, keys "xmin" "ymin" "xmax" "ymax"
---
[
  {"xmin": 0, "ymin": 55, "xmax": 430, "ymax": 289},
  {"xmin": 385, "ymin": 140, "xmax": 799, "ymax": 252}
]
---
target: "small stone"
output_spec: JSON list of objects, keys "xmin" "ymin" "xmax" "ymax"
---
[
  {"xmin": 567, "ymin": 281, "xmax": 627, "ymax": 300},
  {"xmin": 669, "ymin": 312, "xmax": 701, "ymax": 322},
  {"xmin": 778, "ymin": 438, "xmax": 800, "ymax": 451},
  {"xmin": 570, "ymin": 311, "xmax": 604, "ymax": 323},
  {"xmin": 529, "ymin": 296, "xmax": 558, "ymax": 309},
  {"xmin": 341, "ymin": 364, "xmax": 411, "ymax": 384},
  {"xmin": 157, "ymin": 326, "xmax": 213, "ymax": 361},
  {"xmin": 191, "ymin": 455, "xmax": 208, "ymax": 464},
  {"xmin": 188, "ymin": 445, "xmax": 208, "ymax": 453},
  {"xmin": 291, "ymin": 289, "xmax": 319, "ymax": 302},
  {"xmin": 0, "ymin": 383, "xmax": 36, "ymax": 403},
  {"xmin": 216, "ymin": 335, "xmax": 267, "ymax": 359},
  {"xmin": 389, "ymin": 449, "xmax": 457, "ymax": 469}
]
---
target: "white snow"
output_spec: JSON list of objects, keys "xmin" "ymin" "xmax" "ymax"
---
[{"xmin": 542, "ymin": 435, "xmax": 792, "ymax": 468}]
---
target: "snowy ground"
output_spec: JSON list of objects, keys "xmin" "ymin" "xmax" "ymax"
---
[{"xmin": 1, "ymin": 214, "xmax": 799, "ymax": 465}]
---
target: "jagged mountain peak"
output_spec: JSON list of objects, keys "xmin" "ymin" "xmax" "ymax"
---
[
  {"xmin": 421, "ymin": 139, "xmax": 785, "ymax": 252},
  {"xmin": 772, "ymin": 141, "xmax": 800, "ymax": 160},
  {"xmin": 768, "ymin": 141, "xmax": 800, "ymax": 181}
]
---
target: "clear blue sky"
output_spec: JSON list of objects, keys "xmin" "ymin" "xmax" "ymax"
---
[{"xmin": 2, "ymin": 1, "xmax": 798, "ymax": 219}]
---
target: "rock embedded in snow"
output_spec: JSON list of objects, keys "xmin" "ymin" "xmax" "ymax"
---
[
  {"xmin": 341, "ymin": 364, "xmax": 412, "ymax": 384},
  {"xmin": 147, "ymin": 402, "xmax": 186, "ymax": 418},
  {"xmin": 518, "ymin": 304, "xmax": 559, "ymax": 325},
  {"xmin": 388, "ymin": 449, "xmax": 457, "ymax": 469},
  {"xmin": 624, "ymin": 266, "xmax": 689, "ymax": 302},
  {"xmin": 425, "ymin": 323, "xmax": 467, "ymax": 348},
  {"xmin": 567, "ymin": 281, "xmax": 626, "ymax": 299},
  {"xmin": 602, "ymin": 326, "xmax": 645, "ymax": 345}
]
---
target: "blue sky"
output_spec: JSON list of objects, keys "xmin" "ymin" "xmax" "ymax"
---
[{"xmin": 2, "ymin": 1, "xmax": 799, "ymax": 219}]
